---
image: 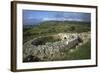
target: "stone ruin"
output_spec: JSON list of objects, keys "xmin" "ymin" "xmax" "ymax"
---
[{"xmin": 23, "ymin": 32, "xmax": 90, "ymax": 62}]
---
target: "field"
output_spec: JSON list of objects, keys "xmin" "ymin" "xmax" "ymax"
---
[{"xmin": 23, "ymin": 21, "xmax": 91, "ymax": 62}]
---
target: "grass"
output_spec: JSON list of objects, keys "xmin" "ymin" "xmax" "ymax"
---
[
  {"xmin": 63, "ymin": 40, "xmax": 91, "ymax": 60},
  {"xmin": 23, "ymin": 21, "xmax": 91, "ymax": 61},
  {"xmin": 31, "ymin": 36, "xmax": 61, "ymax": 46},
  {"xmin": 23, "ymin": 21, "xmax": 90, "ymax": 43}
]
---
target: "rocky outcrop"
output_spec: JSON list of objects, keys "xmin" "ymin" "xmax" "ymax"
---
[{"xmin": 23, "ymin": 32, "xmax": 90, "ymax": 62}]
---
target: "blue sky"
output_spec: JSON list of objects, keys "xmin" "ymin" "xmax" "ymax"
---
[{"xmin": 23, "ymin": 10, "xmax": 91, "ymax": 25}]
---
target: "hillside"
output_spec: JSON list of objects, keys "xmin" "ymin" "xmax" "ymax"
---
[
  {"xmin": 23, "ymin": 21, "xmax": 90, "ymax": 43},
  {"xmin": 23, "ymin": 21, "xmax": 91, "ymax": 62}
]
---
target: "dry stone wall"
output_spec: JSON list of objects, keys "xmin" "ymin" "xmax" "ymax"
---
[{"xmin": 23, "ymin": 32, "xmax": 90, "ymax": 62}]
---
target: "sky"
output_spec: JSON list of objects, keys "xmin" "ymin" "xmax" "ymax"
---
[{"xmin": 23, "ymin": 10, "xmax": 91, "ymax": 25}]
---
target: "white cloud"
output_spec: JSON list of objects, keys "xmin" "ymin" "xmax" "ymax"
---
[
  {"xmin": 67, "ymin": 18, "xmax": 84, "ymax": 21},
  {"xmin": 42, "ymin": 17, "xmax": 85, "ymax": 22},
  {"xmin": 42, "ymin": 17, "xmax": 68, "ymax": 21},
  {"xmin": 27, "ymin": 16, "xmax": 35, "ymax": 19}
]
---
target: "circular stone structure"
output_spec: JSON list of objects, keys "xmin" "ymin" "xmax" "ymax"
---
[{"xmin": 23, "ymin": 33, "xmax": 90, "ymax": 62}]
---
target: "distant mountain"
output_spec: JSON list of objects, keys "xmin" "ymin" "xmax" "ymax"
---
[
  {"xmin": 24, "ymin": 20, "xmax": 90, "ymax": 26},
  {"xmin": 23, "ymin": 18, "xmax": 43, "ymax": 25},
  {"xmin": 38, "ymin": 20, "xmax": 90, "ymax": 26}
]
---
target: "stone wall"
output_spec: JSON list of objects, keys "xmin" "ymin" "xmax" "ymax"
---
[
  {"xmin": 23, "ymin": 33, "xmax": 90, "ymax": 62},
  {"xmin": 23, "ymin": 33, "xmax": 83, "ymax": 62}
]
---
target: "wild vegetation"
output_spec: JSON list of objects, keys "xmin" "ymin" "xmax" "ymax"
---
[
  {"xmin": 23, "ymin": 21, "xmax": 90, "ymax": 43},
  {"xmin": 23, "ymin": 21, "xmax": 91, "ymax": 62}
]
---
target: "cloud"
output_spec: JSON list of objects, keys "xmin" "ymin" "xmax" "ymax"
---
[
  {"xmin": 42, "ymin": 17, "xmax": 86, "ymax": 22},
  {"xmin": 67, "ymin": 18, "xmax": 85, "ymax": 22},
  {"xmin": 42, "ymin": 17, "xmax": 68, "ymax": 21}
]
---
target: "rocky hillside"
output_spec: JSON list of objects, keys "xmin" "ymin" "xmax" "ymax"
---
[{"xmin": 23, "ymin": 32, "xmax": 90, "ymax": 62}]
